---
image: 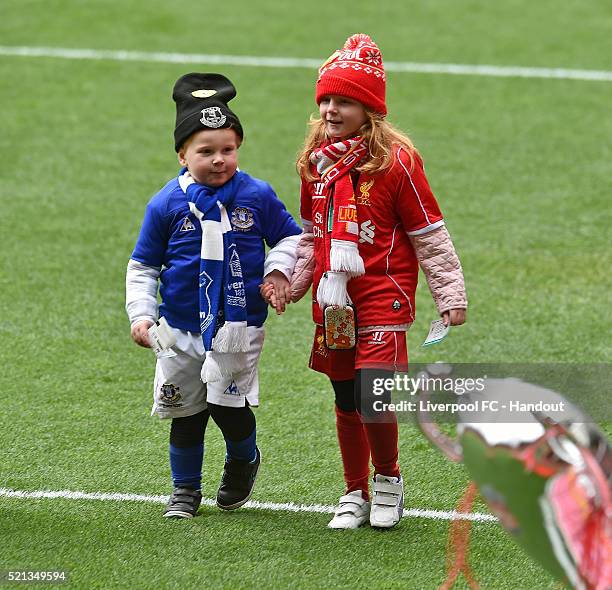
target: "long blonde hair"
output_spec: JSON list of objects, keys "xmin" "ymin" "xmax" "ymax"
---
[{"xmin": 296, "ymin": 111, "xmax": 417, "ymax": 182}]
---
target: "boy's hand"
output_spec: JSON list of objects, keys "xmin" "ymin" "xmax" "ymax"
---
[
  {"xmin": 131, "ymin": 319, "xmax": 154, "ymax": 348},
  {"xmin": 261, "ymin": 270, "xmax": 291, "ymax": 314},
  {"xmin": 260, "ymin": 282, "xmax": 275, "ymax": 302},
  {"xmin": 442, "ymin": 309, "xmax": 466, "ymax": 327}
]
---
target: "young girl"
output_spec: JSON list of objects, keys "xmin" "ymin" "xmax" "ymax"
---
[{"xmin": 266, "ymin": 33, "xmax": 467, "ymax": 529}]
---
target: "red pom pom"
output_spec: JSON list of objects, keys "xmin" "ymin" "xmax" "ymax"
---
[{"xmin": 343, "ymin": 33, "xmax": 373, "ymax": 50}]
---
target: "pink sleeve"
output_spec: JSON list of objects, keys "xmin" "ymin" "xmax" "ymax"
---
[
  {"xmin": 410, "ymin": 226, "xmax": 467, "ymax": 313},
  {"xmin": 291, "ymin": 179, "xmax": 315, "ymax": 302},
  {"xmin": 290, "ymin": 231, "xmax": 315, "ymax": 302},
  {"xmin": 395, "ymin": 149, "xmax": 445, "ymax": 236},
  {"xmin": 300, "ymin": 178, "xmax": 313, "ymax": 227}
]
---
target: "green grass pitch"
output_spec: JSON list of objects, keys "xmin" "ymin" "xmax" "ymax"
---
[{"xmin": 1, "ymin": 1, "xmax": 611, "ymax": 588}]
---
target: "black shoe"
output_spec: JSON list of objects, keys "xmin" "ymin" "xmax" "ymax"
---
[
  {"xmin": 163, "ymin": 487, "xmax": 202, "ymax": 519},
  {"xmin": 216, "ymin": 447, "xmax": 261, "ymax": 510}
]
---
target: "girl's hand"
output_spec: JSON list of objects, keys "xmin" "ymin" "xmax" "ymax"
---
[
  {"xmin": 442, "ymin": 309, "xmax": 466, "ymax": 327},
  {"xmin": 131, "ymin": 319, "xmax": 154, "ymax": 347}
]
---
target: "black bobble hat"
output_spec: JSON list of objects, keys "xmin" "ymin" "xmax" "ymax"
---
[{"xmin": 172, "ymin": 73, "xmax": 243, "ymax": 151}]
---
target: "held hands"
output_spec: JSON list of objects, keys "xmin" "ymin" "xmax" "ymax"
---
[
  {"xmin": 260, "ymin": 270, "xmax": 291, "ymax": 315},
  {"xmin": 442, "ymin": 309, "xmax": 467, "ymax": 327},
  {"xmin": 130, "ymin": 319, "xmax": 154, "ymax": 348}
]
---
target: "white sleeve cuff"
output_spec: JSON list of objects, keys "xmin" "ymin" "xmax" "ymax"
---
[
  {"xmin": 263, "ymin": 234, "xmax": 300, "ymax": 280},
  {"xmin": 406, "ymin": 220, "xmax": 445, "ymax": 236}
]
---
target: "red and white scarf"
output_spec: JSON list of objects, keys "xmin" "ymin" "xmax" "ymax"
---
[{"xmin": 309, "ymin": 137, "xmax": 367, "ymax": 308}]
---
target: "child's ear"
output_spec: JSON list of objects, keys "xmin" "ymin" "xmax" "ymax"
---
[{"xmin": 177, "ymin": 149, "xmax": 187, "ymax": 166}]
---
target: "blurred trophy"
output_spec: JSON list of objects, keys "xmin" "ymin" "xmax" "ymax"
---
[{"xmin": 416, "ymin": 363, "xmax": 612, "ymax": 590}]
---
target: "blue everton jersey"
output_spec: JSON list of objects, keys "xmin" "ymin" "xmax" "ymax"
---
[{"xmin": 131, "ymin": 171, "xmax": 301, "ymax": 331}]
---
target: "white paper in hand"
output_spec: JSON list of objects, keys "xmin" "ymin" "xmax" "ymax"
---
[
  {"xmin": 422, "ymin": 319, "xmax": 450, "ymax": 347},
  {"xmin": 148, "ymin": 317, "xmax": 177, "ymax": 358}
]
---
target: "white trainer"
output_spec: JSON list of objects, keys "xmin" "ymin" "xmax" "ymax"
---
[
  {"xmin": 327, "ymin": 490, "xmax": 371, "ymax": 529},
  {"xmin": 370, "ymin": 474, "xmax": 404, "ymax": 528}
]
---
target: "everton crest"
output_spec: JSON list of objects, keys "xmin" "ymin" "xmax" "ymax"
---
[
  {"xmin": 200, "ymin": 106, "xmax": 226, "ymax": 128},
  {"xmin": 231, "ymin": 206, "xmax": 254, "ymax": 231}
]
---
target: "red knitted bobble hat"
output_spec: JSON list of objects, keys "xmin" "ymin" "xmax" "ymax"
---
[{"xmin": 316, "ymin": 33, "xmax": 386, "ymax": 116}]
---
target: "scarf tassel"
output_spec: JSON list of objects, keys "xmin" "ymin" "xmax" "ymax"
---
[
  {"xmin": 201, "ymin": 351, "xmax": 248, "ymax": 383},
  {"xmin": 213, "ymin": 320, "xmax": 250, "ymax": 353},
  {"xmin": 318, "ymin": 241, "xmax": 364, "ymax": 309},
  {"xmin": 317, "ymin": 271, "xmax": 349, "ymax": 309},
  {"xmin": 201, "ymin": 321, "xmax": 249, "ymax": 383},
  {"xmin": 330, "ymin": 240, "xmax": 365, "ymax": 277}
]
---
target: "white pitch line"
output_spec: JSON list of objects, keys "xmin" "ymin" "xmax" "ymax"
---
[
  {"xmin": 0, "ymin": 487, "xmax": 498, "ymax": 523},
  {"xmin": 0, "ymin": 45, "xmax": 611, "ymax": 82}
]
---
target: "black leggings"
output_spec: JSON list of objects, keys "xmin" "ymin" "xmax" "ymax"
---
[
  {"xmin": 169, "ymin": 409, "xmax": 209, "ymax": 448},
  {"xmin": 169, "ymin": 403, "xmax": 256, "ymax": 447},
  {"xmin": 331, "ymin": 368, "xmax": 394, "ymax": 417},
  {"xmin": 207, "ymin": 402, "xmax": 256, "ymax": 442}
]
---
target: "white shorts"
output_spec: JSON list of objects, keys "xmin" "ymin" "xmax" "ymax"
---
[{"xmin": 152, "ymin": 325, "xmax": 265, "ymax": 419}]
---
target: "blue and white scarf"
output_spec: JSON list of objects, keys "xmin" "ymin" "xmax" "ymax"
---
[{"xmin": 178, "ymin": 168, "xmax": 249, "ymax": 383}]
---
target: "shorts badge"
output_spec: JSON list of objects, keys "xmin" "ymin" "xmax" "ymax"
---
[
  {"xmin": 392, "ymin": 299, "xmax": 401, "ymax": 310},
  {"xmin": 231, "ymin": 206, "xmax": 254, "ymax": 231},
  {"xmin": 160, "ymin": 383, "xmax": 181, "ymax": 404},
  {"xmin": 200, "ymin": 106, "xmax": 226, "ymax": 128},
  {"xmin": 224, "ymin": 381, "xmax": 241, "ymax": 396}
]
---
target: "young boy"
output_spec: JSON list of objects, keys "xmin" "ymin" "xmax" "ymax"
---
[{"xmin": 126, "ymin": 73, "xmax": 300, "ymax": 518}]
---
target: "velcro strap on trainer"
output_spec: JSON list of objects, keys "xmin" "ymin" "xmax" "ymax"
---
[
  {"xmin": 373, "ymin": 495, "xmax": 399, "ymax": 507},
  {"xmin": 373, "ymin": 482, "xmax": 401, "ymax": 494},
  {"xmin": 336, "ymin": 507, "xmax": 361, "ymax": 517},
  {"xmin": 338, "ymin": 494, "xmax": 366, "ymax": 506}
]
